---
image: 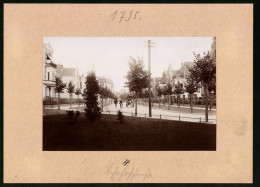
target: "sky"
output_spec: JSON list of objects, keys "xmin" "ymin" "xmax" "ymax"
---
[{"xmin": 43, "ymin": 37, "xmax": 213, "ymax": 92}]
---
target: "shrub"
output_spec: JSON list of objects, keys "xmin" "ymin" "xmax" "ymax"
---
[
  {"xmin": 66, "ymin": 110, "xmax": 80, "ymax": 125},
  {"xmin": 75, "ymin": 110, "xmax": 80, "ymax": 118},
  {"xmin": 117, "ymin": 110, "xmax": 124, "ymax": 124},
  {"xmin": 67, "ymin": 110, "xmax": 75, "ymax": 120}
]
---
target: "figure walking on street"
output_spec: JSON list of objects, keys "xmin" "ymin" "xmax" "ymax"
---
[
  {"xmin": 120, "ymin": 99, "xmax": 123, "ymax": 108},
  {"xmin": 114, "ymin": 98, "xmax": 118, "ymax": 108}
]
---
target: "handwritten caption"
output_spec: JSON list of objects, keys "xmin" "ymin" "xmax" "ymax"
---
[
  {"xmin": 110, "ymin": 10, "xmax": 142, "ymax": 23},
  {"xmin": 105, "ymin": 160, "xmax": 152, "ymax": 182}
]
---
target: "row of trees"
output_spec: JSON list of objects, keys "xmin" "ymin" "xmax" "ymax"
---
[
  {"xmin": 54, "ymin": 77, "xmax": 81, "ymax": 110},
  {"xmin": 125, "ymin": 51, "xmax": 216, "ymax": 122},
  {"xmin": 156, "ymin": 83, "xmax": 184, "ymax": 110},
  {"xmin": 53, "ymin": 75, "xmax": 115, "ymax": 112}
]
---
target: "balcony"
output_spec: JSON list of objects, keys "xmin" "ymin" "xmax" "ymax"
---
[{"xmin": 46, "ymin": 60, "xmax": 57, "ymax": 68}]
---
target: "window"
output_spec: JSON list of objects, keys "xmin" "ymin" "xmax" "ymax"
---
[{"xmin": 48, "ymin": 72, "xmax": 50, "ymax": 80}]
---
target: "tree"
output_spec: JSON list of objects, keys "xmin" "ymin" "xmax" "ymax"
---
[
  {"xmin": 188, "ymin": 52, "xmax": 216, "ymax": 121},
  {"xmin": 208, "ymin": 77, "xmax": 216, "ymax": 110},
  {"xmin": 162, "ymin": 86, "xmax": 167, "ymax": 106},
  {"xmin": 75, "ymin": 88, "xmax": 81, "ymax": 107},
  {"xmin": 173, "ymin": 82, "xmax": 184, "ymax": 107},
  {"xmin": 99, "ymin": 86, "xmax": 109, "ymax": 112},
  {"xmin": 125, "ymin": 57, "xmax": 149, "ymax": 116},
  {"xmin": 156, "ymin": 84, "xmax": 163, "ymax": 108},
  {"xmin": 85, "ymin": 71, "xmax": 101, "ymax": 122},
  {"xmin": 119, "ymin": 92, "xmax": 130, "ymax": 101},
  {"xmin": 66, "ymin": 81, "xmax": 75, "ymax": 109},
  {"xmin": 184, "ymin": 77, "xmax": 198, "ymax": 113},
  {"xmin": 54, "ymin": 76, "xmax": 66, "ymax": 110},
  {"xmin": 164, "ymin": 83, "xmax": 173, "ymax": 110}
]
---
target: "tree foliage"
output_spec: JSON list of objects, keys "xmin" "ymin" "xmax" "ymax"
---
[
  {"xmin": 66, "ymin": 81, "xmax": 75, "ymax": 94},
  {"xmin": 84, "ymin": 71, "xmax": 101, "ymax": 122},
  {"xmin": 188, "ymin": 52, "xmax": 216, "ymax": 85},
  {"xmin": 164, "ymin": 83, "xmax": 173, "ymax": 95},
  {"xmin": 125, "ymin": 57, "xmax": 149, "ymax": 94},
  {"xmin": 184, "ymin": 77, "xmax": 198, "ymax": 94},
  {"xmin": 75, "ymin": 88, "xmax": 81, "ymax": 96},
  {"xmin": 173, "ymin": 83, "xmax": 184, "ymax": 95},
  {"xmin": 54, "ymin": 76, "xmax": 66, "ymax": 93},
  {"xmin": 156, "ymin": 84, "xmax": 163, "ymax": 98},
  {"xmin": 99, "ymin": 87, "xmax": 115, "ymax": 99},
  {"xmin": 208, "ymin": 78, "xmax": 216, "ymax": 93}
]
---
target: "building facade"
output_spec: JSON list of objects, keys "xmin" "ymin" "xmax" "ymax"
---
[
  {"xmin": 97, "ymin": 77, "xmax": 114, "ymax": 92},
  {"xmin": 173, "ymin": 62, "xmax": 204, "ymax": 98},
  {"xmin": 42, "ymin": 43, "xmax": 57, "ymax": 99},
  {"xmin": 57, "ymin": 64, "xmax": 84, "ymax": 99}
]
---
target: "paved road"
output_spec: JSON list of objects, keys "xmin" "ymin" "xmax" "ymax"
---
[
  {"xmin": 104, "ymin": 102, "xmax": 216, "ymax": 124},
  {"xmin": 43, "ymin": 102, "xmax": 216, "ymax": 124}
]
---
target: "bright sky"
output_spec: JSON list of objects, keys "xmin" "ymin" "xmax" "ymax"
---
[{"xmin": 43, "ymin": 37, "xmax": 213, "ymax": 92}]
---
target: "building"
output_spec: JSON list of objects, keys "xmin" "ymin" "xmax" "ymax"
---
[
  {"xmin": 173, "ymin": 62, "xmax": 204, "ymax": 98},
  {"xmin": 57, "ymin": 64, "xmax": 84, "ymax": 99},
  {"xmin": 42, "ymin": 43, "xmax": 57, "ymax": 99},
  {"xmin": 97, "ymin": 77, "xmax": 114, "ymax": 92}
]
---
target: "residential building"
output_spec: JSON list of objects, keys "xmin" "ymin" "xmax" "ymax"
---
[
  {"xmin": 173, "ymin": 62, "xmax": 204, "ymax": 98},
  {"xmin": 42, "ymin": 43, "xmax": 57, "ymax": 99},
  {"xmin": 97, "ymin": 77, "xmax": 114, "ymax": 92},
  {"xmin": 57, "ymin": 64, "xmax": 84, "ymax": 99}
]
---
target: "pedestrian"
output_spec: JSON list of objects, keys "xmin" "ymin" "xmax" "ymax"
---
[
  {"xmin": 120, "ymin": 99, "xmax": 123, "ymax": 108},
  {"xmin": 114, "ymin": 98, "xmax": 118, "ymax": 108}
]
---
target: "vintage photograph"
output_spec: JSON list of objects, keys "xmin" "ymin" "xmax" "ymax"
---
[{"xmin": 42, "ymin": 37, "xmax": 216, "ymax": 151}]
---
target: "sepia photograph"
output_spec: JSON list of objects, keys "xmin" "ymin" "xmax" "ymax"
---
[{"xmin": 42, "ymin": 37, "xmax": 216, "ymax": 151}]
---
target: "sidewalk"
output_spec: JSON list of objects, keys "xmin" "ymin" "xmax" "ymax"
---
[
  {"xmin": 144, "ymin": 102, "xmax": 216, "ymax": 111},
  {"xmin": 103, "ymin": 103, "xmax": 216, "ymax": 124}
]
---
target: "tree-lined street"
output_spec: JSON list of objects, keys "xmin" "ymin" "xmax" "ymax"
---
[{"xmin": 43, "ymin": 37, "xmax": 216, "ymax": 151}]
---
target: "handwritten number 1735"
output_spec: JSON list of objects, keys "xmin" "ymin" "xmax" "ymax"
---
[{"xmin": 110, "ymin": 10, "xmax": 142, "ymax": 22}]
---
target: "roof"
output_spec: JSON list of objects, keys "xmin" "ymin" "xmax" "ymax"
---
[
  {"xmin": 97, "ymin": 77, "xmax": 113, "ymax": 84},
  {"xmin": 175, "ymin": 62, "xmax": 195, "ymax": 77},
  {"xmin": 43, "ymin": 43, "xmax": 53, "ymax": 53},
  {"xmin": 57, "ymin": 67, "xmax": 76, "ymax": 76}
]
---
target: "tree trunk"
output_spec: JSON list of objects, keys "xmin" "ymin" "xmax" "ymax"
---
[
  {"xmin": 178, "ymin": 95, "xmax": 180, "ymax": 107},
  {"xmin": 159, "ymin": 97, "xmax": 161, "ymax": 108},
  {"xmin": 78, "ymin": 95, "xmax": 80, "ymax": 107},
  {"xmin": 70, "ymin": 94, "xmax": 72, "ymax": 109},
  {"xmin": 168, "ymin": 95, "xmax": 170, "ymax": 110},
  {"xmin": 190, "ymin": 94, "xmax": 193, "ymax": 113},
  {"xmin": 101, "ymin": 96, "xmax": 103, "ymax": 112},
  {"xmin": 209, "ymin": 93, "xmax": 212, "ymax": 110},
  {"xmin": 135, "ymin": 92, "xmax": 137, "ymax": 116},
  {"xmin": 58, "ymin": 93, "xmax": 60, "ymax": 110},
  {"xmin": 205, "ymin": 84, "xmax": 209, "ymax": 122}
]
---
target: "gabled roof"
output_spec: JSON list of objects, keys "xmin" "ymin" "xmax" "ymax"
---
[
  {"xmin": 175, "ymin": 62, "xmax": 195, "ymax": 77},
  {"xmin": 62, "ymin": 68, "xmax": 76, "ymax": 76},
  {"xmin": 57, "ymin": 66, "xmax": 76, "ymax": 77},
  {"xmin": 43, "ymin": 43, "xmax": 53, "ymax": 53}
]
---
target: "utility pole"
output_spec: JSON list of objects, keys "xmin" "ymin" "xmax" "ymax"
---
[
  {"xmin": 145, "ymin": 40, "xmax": 155, "ymax": 117},
  {"xmin": 148, "ymin": 40, "xmax": 151, "ymax": 117}
]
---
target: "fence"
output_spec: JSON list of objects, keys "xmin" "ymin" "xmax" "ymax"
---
[
  {"xmin": 43, "ymin": 109, "xmax": 216, "ymax": 124},
  {"xmin": 102, "ymin": 110, "xmax": 216, "ymax": 124}
]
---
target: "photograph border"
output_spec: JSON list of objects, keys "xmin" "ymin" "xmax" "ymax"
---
[{"xmin": 1, "ymin": 0, "xmax": 258, "ymax": 185}]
